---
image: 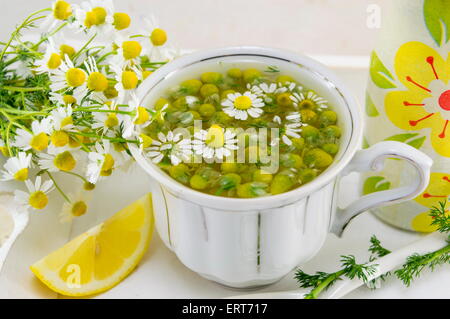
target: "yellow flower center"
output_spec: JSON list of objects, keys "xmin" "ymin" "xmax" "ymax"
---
[
  {"xmin": 84, "ymin": 11, "xmax": 97, "ymax": 28},
  {"xmin": 0, "ymin": 146, "xmax": 10, "ymax": 157},
  {"xmin": 53, "ymin": 151, "xmax": 76, "ymax": 171},
  {"xmin": 101, "ymin": 153, "xmax": 115, "ymax": 172},
  {"xmin": 113, "ymin": 12, "xmax": 131, "ymax": 30},
  {"xmin": 47, "ymin": 53, "xmax": 62, "ymax": 69},
  {"xmin": 113, "ymin": 142, "xmax": 126, "ymax": 152},
  {"xmin": 104, "ymin": 86, "xmax": 119, "ymax": 99},
  {"xmin": 150, "ymin": 28, "xmax": 167, "ymax": 46},
  {"xmin": 143, "ymin": 70, "xmax": 152, "ymax": 79},
  {"xmin": 51, "ymin": 130, "xmax": 69, "ymax": 147},
  {"xmin": 66, "ymin": 68, "xmax": 86, "ymax": 87},
  {"xmin": 134, "ymin": 106, "xmax": 150, "ymax": 125},
  {"xmin": 53, "ymin": 0, "xmax": 72, "ymax": 20},
  {"xmin": 122, "ymin": 41, "xmax": 142, "ymax": 60},
  {"xmin": 87, "ymin": 72, "xmax": 108, "ymax": 92},
  {"xmin": 92, "ymin": 7, "xmax": 107, "ymax": 24},
  {"xmin": 299, "ymin": 99, "xmax": 314, "ymax": 109},
  {"xmin": 61, "ymin": 116, "xmax": 73, "ymax": 128},
  {"xmin": 29, "ymin": 191, "xmax": 48, "ymax": 210},
  {"xmin": 14, "ymin": 168, "xmax": 28, "ymax": 181},
  {"xmin": 60, "ymin": 44, "xmax": 75, "ymax": 58},
  {"xmin": 63, "ymin": 94, "xmax": 77, "ymax": 105},
  {"xmin": 71, "ymin": 201, "xmax": 87, "ymax": 217},
  {"xmin": 105, "ymin": 113, "xmax": 119, "ymax": 128},
  {"xmin": 233, "ymin": 95, "xmax": 252, "ymax": 110},
  {"xmin": 205, "ymin": 125, "xmax": 225, "ymax": 148},
  {"xmin": 30, "ymin": 133, "xmax": 49, "ymax": 151},
  {"xmin": 83, "ymin": 182, "xmax": 96, "ymax": 190},
  {"xmin": 122, "ymin": 71, "xmax": 138, "ymax": 90}
]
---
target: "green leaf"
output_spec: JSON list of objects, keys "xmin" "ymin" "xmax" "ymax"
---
[
  {"xmin": 363, "ymin": 176, "xmax": 391, "ymax": 195},
  {"xmin": 424, "ymin": 0, "xmax": 450, "ymax": 46},
  {"xmin": 369, "ymin": 51, "xmax": 396, "ymax": 89},
  {"xmin": 365, "ymin": 93, "xmax": 379, "ymax": 117},
  {"xmin": 384, "ymin": 133, "xmax": 426, "ymax": 149}
]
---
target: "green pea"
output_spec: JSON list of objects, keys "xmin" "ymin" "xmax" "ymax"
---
[
  {"xmin": 270, "ymin": 174, "xmax": 295, "ymax": 195},
  {"xmin": 319, "ymin": 110, "xmax": 337, "ymax": 127},
  {"xmin": 190, "ymin": 174, "xmax": 208, "ymax": 190},
  {"xmin": 169, "ymin": 164, "xmax": 190, "ymax": 184},
  {"xmin": 237, "ymin": 182, "xmax": 268, "ymax": 198},
  {"xmin": 253, "ymin": 169, "xmax": 273, "ymax": 183},
  {"xmin": 322, "ymin": 143, "xmax": 339, "ymax": 155},
  {"xmin": 200, "ymin": 84, "xmax": 219, "ymax": 97},
  {"xmin": 198, "ymin": 103, "xmax": 216, "ymax": 118},
  {"xmin": 227, "ymin": 68, "xmax": 242, "ymax": 79},
  {"xmin": 243, "ymin": 68, "xmax": 262, "ymax": 83},
  {"xmin": 180, "ymin": 79, "xmax": 202, "ymax": 95},
  {"xmin": 277, "ymin": 93, "xmax": 292, "ymax": 107},
  {"xmin": 291, "ymin": 137, "xmax": 305, "ymax": 150},
  {"xmin": 221, "ymin": 162, "xmax": 238, "ymax": 173},
  {"xmin": 304, "ymin": 148, "xmax": 334, "ymax": 168},
  {"xmin": 300, "ymin": 109, "xmax": 318, "ymax": 125},
  {"xmin": 298, "ymin": 168, "xmax": 317, "ymax": 184},
  {"xmin": 201, "ymin": 72, "xmax": 223, "ymax": 84},
  {"xmin": 321, "ymin": 125, "xmax": 342, "ymax": 138},
  {"xmin": 276, "ymin": 75, "xmax": 295, "ymax": 84},
  {"xmin": 280, "ymin": 153, "xmax": 303, "ymax": 169}
]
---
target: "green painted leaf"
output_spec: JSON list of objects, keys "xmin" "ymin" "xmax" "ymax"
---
[
  {"xmin": 363, "ymin": 176, "xmax": 391, "ymax": 195},
  {"xmin": 369, "ymin": 51, "xmax": 396, "ymax": 89},
  {"xmin": 365, "ymin": 93, "xmax": 379, "ymax": 117},
  {"xmin": 424, "ymin": 0, "xmax": 450, "ymax": 46},
  {"xmin": 384, "ymin": 133, "xmax": 426, "ymax": 149}
]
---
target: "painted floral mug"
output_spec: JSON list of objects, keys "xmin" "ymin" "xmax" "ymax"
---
[{"xmin": 129, "ymin": 47, "xmax": 432, "ymax": 288}]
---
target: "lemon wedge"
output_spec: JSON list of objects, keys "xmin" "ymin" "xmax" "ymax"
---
[{"xmin": 31, "ymin": 193, "xmax": 154, "ymax": 297}]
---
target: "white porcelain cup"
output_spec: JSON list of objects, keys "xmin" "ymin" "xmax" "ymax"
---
[{"xmin": 129, "ymin": 47, "xmax": 433, "ymax": 288}]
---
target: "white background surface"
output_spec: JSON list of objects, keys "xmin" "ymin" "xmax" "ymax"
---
[{"xmin": 0, "ymin": 0, "xmax": 449, "ymax": 299}]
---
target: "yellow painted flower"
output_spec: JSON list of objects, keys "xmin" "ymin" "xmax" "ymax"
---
[
  {"xmin": 412, "ymin": 172, "xmax": 450, "ymax": 232},
  {"xmin": 385, "ymin": 41, "xmax": 450, "ymax": 157}
]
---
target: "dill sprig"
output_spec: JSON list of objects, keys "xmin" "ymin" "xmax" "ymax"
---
[{"xmin": 295, "ymin": 201, "xmax": 450, "ymax": 299}]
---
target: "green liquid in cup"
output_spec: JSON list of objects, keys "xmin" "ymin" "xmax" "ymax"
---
[{"xmin": 143, "ymin": 66, "xmax": 341, "ymax": 198}]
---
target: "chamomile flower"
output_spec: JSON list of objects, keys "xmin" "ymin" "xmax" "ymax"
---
[
  {"xmin": 86, "ymin": 140, "xmax": 116, "ymax": 184},
  {"xmin": 38, "ymin": 145, "xmax": 78, "ymax": 172},
  {"xmin": 122, "ymin": 93, "xmax": 152, "ymax": 138},
  {"xmin": 112, "ymin": 64, "xmax": 141, "ymax": 101},
  {"xmin": 50, "ymin": 55, "xmax": 87, "ymax": 94},
  {"xmin": 192, "ymin": 125, "xmax": 238, "ymax": 160},
  {"xmin": 247, "ymin": 82, "xmax": 286, "ymax": 96},
  {"xmin": 274, "ymin": 112, "xmax": 304, "ymax": 146},
  {"xmin": 13, "ymin": 118, "xmax": 52, "ymax": 152},
  {"xmin": 0, "ymin": 152, "xmax": 32, "ymax": 181},
  {"xmin": 49, "ymin": 92, "xmax": 78, "ymax": 107},
  {"xmin": 73, "ymin": 0, "xmax": 115, "ymax": 35},
  {"xmin": 59, "ymin": 190, "xmax": 92, "ymax": 223},
  {"xmin": 147, "ymin": 131, "xmax": 192, "ymax": 165},
  {"xmin": 221, "ymin": 91, "xmax": 265, "ymax": 120},
  {"xmin": 112, "ymin": 35, "xmax": 143, "ymax": 68},
  {"xmin": 40, "ymin": 0, "xmax": 73, "ymax": 30},
  {"xmin": 14, "ymin": 176, "xmax": 54, "ymax": 210},
  {"xmin": 92, "ymin": 101, "xmax": 122, "ymax": 133},
  {"xmin": 0, "ymin": 140, "xmax": 9, "ymax": 157},
  {"xmin": 290, "ymin": 91, "xmax": 328, "ymax": 110},
  {"xmin": 34, "ymin": 43, "xmax": 63, "ymax": 74}
]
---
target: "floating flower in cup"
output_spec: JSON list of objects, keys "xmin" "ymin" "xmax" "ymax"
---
[
  {"xmin": 273, "ymin": 112, "xmax": 304, "ymax": 146},
  {"xmin": 290, "ymin": 91, "xmax": 328, "ymax": 110},
  {"xmin": 192, "ymin": 125, "xmax": 238, "ymax": 160},
  {"xmin": 38, "ymin": 145, "xmax": 79, "ymax": 172},
  {"xmin": 73, "ymin": 0, "xmax": 114, "ymax": 35},
  {"xmin": 59, "ymin": 190, "xmax": 92, "ymax": 223},
  {"xmin": 14, "ymin": 176, "xmax": 55, "ymax": 210},
  {"xmin": 13, "ymin": 118, "xmax": 52, "ymax": 152},
  {"xmin": 147, "ymin": 131, "xmax": 192, "ymax": 165},
  {"xmin": 221, "ymin": 91, "xmax": 265, "ymax": 120},
  {"xmin": 86, "ymin": 141, "xmax": 116, "ymax": 184},
  {"xmin": 0, "ymin": 152, "xmax": 32, "ymax": 182}
]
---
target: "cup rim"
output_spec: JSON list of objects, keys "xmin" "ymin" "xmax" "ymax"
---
[{"xmin": 131, "ymin": 46, "xmax": 363, "ymax": 211}]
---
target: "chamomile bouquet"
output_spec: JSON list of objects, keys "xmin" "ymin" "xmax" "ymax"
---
[{"xmin": 0, "ymin": 0, "xmax": 174, "ymax": 221}]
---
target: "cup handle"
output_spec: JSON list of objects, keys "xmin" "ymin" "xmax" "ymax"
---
[{"xmin": 330, "ymin": 141, "xmax": 433, "ymax": 236}]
